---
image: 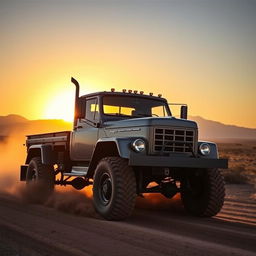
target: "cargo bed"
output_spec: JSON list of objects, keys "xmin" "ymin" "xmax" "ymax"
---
[{"xmin": 26, "ymin": 131, "xmax": 71, "ymax": 149}]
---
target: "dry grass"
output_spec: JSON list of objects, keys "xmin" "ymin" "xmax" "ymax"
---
[{"xmin": 218, "ymin": 142, "xmax": 256, "ymax": 185}]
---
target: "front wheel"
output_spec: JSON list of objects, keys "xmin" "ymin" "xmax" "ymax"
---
[
  {"xmin": 26, "ymin": 157, "xmax": 55, "ymax": 203},
  {"xmin": 93, "ymin": 157, "xmax": 137, "ymax": 220},
  {"xmin": 181, "ymin": 168, "xmax": 225, "ymax": 217}
]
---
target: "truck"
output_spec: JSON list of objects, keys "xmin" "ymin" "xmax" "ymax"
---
[{"xmin": 20, "ymin": 77, "xmax": 228, "ymax": 220}]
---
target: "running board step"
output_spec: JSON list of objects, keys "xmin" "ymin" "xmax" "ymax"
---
[{"xmin": 63, "ymin": 166, "xmax": 88, "ymax": 177}]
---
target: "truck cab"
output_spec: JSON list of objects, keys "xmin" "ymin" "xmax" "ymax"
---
[
  {"xmin": 20, "ymin": 77, "xmax": 228, "ymax": 220},
  {"xmin": 71, "ymin": 89, "xmax": 174, "ymax": 160}
]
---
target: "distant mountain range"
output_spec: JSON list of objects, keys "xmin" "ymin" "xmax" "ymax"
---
[
  {"xmin": 0, "ymin": 115, "xmax": 72, "ymax": 138},
  {"xmin": 189, "ymin": 116, "xmax": 256, "ymax": 141},
  {"xmin": 0, "ymin": 114, "xmax": 255, "ymax": 142},
  {"xmin": 0, "ymin": 114, "xmax": 28, "ymax": 124}
]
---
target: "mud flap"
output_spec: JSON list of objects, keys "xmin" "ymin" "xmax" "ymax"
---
[{"xmin": 20, "ymin": 165, "xmax": 28, "ymax": 181}]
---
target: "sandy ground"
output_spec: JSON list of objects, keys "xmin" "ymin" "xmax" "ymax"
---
[{"xmin": 0, "ymin": 184, "xmax": 255, "ymax": 256}]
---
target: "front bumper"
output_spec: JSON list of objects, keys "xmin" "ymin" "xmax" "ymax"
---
[{"xmin": 129, "ymin": 153, "xmax": 228, "ymax": 169}]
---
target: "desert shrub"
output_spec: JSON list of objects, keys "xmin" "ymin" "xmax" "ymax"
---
[{"xmin": 221, "ymin": 167, "xmax": 249, "ymax": 184}]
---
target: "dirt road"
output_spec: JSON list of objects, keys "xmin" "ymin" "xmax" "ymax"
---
[{"xmin": 0, "ymin": 185, "xmax": 255, "ymax": 256}]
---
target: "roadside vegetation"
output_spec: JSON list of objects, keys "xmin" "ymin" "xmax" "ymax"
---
[{"xmin": 218, "ymin": 142, "xmax": 256, "ymax": 185}]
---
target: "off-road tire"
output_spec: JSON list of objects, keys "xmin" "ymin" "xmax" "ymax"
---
[
  {"xmin": 181, "ymin": 168, "xmax": 225, "ymax": 217},
  {"xmin": 93, "ymin": 157, "xmax": 136, "ymax": 220},
  {"xmin": 26, "ymin": 157, "xmax": 55, "ymax": 203}
]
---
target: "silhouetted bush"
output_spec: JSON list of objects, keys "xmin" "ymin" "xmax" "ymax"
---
[{"xmin": 221, "ymin": 167, "xmax": 249, "ymax": 184}]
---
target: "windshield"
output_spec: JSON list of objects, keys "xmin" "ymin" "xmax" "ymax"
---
[{"xmin": 102, "ymin": 96, "xmax": 170, "ymax": 118}]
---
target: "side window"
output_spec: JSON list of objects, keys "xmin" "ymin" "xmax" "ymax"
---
[
  {"xmin": 152, "ymin": 106, "xmax": 166, "ymax": 117},
  {"xmin": 86, "ymin": 98, "xmax": 99, "ymax": 122}
]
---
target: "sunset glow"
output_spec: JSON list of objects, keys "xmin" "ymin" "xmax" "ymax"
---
[
  {"xmin": 44, "ymin": 91, "xmax": 75, "ymax": 122},
  {"xmin": 1, "ymin": 1, "xmax": 255, "ymax": 128}
]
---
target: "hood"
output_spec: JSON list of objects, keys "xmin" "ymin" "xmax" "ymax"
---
[{"xmin": 104, "ymin": 117, "xmax": 198, "ymax": 130}]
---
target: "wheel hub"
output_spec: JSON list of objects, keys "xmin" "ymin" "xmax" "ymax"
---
[{"xmin": 99, "ymin": 173, "xmax": 112, "ymax": 204}]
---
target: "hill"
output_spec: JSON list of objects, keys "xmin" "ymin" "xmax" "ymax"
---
[
  {"xmin": 0, "ymin": 114, "xmax": 28, "ymax": 125},
  {"xmin": 0, "ymin": 115, "xmax": 72, "ymax": 137},
  {"xmin": 190, "ymin": 116, "xmax": 256, "ymax": 141}
]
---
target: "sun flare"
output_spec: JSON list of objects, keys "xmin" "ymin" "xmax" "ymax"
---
[{"xmin": 44, "ymin": 91, "xmax": 75, "ymax": 122}]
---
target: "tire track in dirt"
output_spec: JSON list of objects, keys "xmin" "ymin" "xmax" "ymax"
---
[
  {"xmin": 217, "ymin": 198, "xmax": 256, "ymax": 226},
  {"xmin": 1, "ymin": 190, "xmax": 256, "ymax": 256}
]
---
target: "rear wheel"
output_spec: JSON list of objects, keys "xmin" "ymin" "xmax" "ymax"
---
[
  {"xmin": 26, "ymin": 157, "xmax": 55, "ymax": 203},
  {"xmin": 181, "ymin": 168, "xmax": 225, "ymax": 217},
  {"xmin": 93, "ymin": 157, "xmax": 136, "ymax": 220}
]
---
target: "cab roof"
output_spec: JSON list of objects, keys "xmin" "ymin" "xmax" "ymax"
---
[{"xmin": 79, "ymin": 91, "xmax": 167, "ymax": 102}]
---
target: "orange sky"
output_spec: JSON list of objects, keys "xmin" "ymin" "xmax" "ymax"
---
[{"xmin": 0, "ymin": 1, "xmax": 255, "ymax": 128}]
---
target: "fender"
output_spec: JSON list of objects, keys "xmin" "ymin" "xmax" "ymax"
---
[
  {"xmin": 198, "ymin": 141, "xmax": 219, "ymax": 159},
  {"xmin": 87, "ymin": 137, "xmax": 144, "ymax": 177},
  {"xmin": 25, "ymin": 144, "xmax": 57, "ymax": 165}
]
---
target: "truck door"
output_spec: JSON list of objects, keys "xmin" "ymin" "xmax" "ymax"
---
[{"xmin": 70, "ymin": 97, "xmax": 99, "ymax": 161}]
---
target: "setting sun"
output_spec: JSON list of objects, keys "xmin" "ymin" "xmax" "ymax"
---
[
  {"xmin": 1, "ymin": 0, "xmax": 255, "ymax": 129},
  {"xmin": 43, "ymin": 90, "xmax": 75, "ymax": 122}
]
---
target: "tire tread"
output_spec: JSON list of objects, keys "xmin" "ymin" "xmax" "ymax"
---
[{"xmin": 93, "ymin": 157, "xmax": 136, "ymax": 220}]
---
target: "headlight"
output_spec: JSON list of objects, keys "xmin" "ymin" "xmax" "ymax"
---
[
  {"xmin": 132, "ymin": 139, "xmax": 146, "ymax": 152},
  {"xmin": 199, "ymin": 143, "xmax": 211, "ymax": 156}
]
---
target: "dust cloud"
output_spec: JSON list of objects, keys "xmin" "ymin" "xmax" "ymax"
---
[
  {"xmin": 0, "ymin": 130, "xmax": 97, "ymax": 218},
  {"xmin": 0, "ymin": 127, "xmax": 183, "ymax": 218},
  {"xmin": 45, "ymin": 188, "xmax": 98, "ymax": 218},
  {"xmin": 136, "ymin": 193, "xmax": 183, "ymax": 212},
  {"xmin": 0, "ymin": 134, "xmax": 25, "ymax": 194}
]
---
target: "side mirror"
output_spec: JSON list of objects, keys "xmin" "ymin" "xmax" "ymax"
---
[{"xmin": 180, "ymin": 105, "xmax": 188, "ymax": 119}]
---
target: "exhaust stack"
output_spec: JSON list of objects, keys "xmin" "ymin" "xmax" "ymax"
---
[{"xmin": 71, "ymin": 77, "xmax": 80, "ymax": 127}]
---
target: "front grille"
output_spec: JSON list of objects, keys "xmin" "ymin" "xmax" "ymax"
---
[{"xmin": 153, "ymin": 128, "xmax": 195, "ymax": 154}]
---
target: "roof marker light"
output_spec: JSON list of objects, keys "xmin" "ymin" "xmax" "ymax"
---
[
  {"xmin": 140, "ymin": 91, "xmax": 144, "ymax": 95},
  {"xmin": 128, "ymin": 89, "xmax": 132, "ymax": 93},
  {"xmin": 149, "ymin": 92, "xmax": 153, "ymax": 96},
  {"xmin": 134, "ymin": 90, "xmax": 138, "ymax": 94},
  {"xmin": 111, "ymin": 88, "xmax": 115, "ymax": 92},
  {"xmin": 158, "ymin": 94, "xmax": 162, "ymax": 97},
  {"xmin": 122, "ymin": 89, "xmax": 127, "ymax": 93}
]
